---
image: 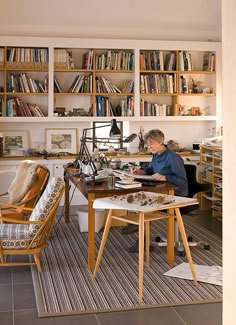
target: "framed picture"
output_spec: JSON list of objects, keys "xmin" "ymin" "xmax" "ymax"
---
[
  {"xmin": 45, "ymin": 128, "xmax": 78, "ymax": 154},
  {"xmin": 3, "ymin": 130, "xmax": 29, "ymax": 156}
]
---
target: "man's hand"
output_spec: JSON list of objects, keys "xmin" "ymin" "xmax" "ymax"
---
[
  {"xmin": 130, "ymin": 167, "xmax": 146, "ymax": 175},
  {"xmin": 152, "ymin": 173, "xmax": 166, "ymax": 181}
]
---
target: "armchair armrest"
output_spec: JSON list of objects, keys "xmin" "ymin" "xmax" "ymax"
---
[
  {"xmin": 0, "ymin": 192, "xmax": 9, "ymax": 197},
  {"xmin": 0, "ymin": 201, "xmax": 33, "ymax": 211},
  {"xmin": 0, "ymin": 216, "xmax": 44, "ymax": 225}
]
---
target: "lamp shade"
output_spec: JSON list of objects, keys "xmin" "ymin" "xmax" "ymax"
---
[{"xmin": 109, "ymin": 119, "xmax": 121, "ymax": 138}]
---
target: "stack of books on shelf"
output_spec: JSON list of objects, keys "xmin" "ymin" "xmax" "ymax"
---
[
  {"xmin": 82, "ymin": 50, "xmax": 93, "ymax": 69},
  {"xmin": 54, "ymin": 49, "xmax": 74, "ymax": 69},
  {"xmin": 6, "ymin": 48, "xmax": 48, "ymax": 65},
  {"xmin": 95, "ymin": 50, "xmax": 134, "ymax": 70},
  {"xmin": 68, "ymin": 74, "xmax": 93, "ymax": 93},
  {"xmin": 140, "ymin": 51, "xmax": 164, "ymax": 71},
  {"xmin": 178, "ymin": 51, "xmax": 193, "ymax": 71},
  {"xmin": 7, "ymin": 73, "xmax": 46, "ymax": 93},
  {"xmin": 140, "ymin": 74, "xmax": 176, "ymax": 94},
  {"xmin": 6, "ymin": 97, "xmax": 46, "ymax": 117},
  {"xmin": 203, "ymin": 53, "xmax": 215, "ymax": 71},
  {"xmin": 115, "ymin": 179, "xmax": 142, "ymax": 189},
  {"xmin": 140, "ymin": 99, "xmax": 170, "ymax": 116},
  {"xmin": 95, "ymin": 76, "xmax": 121, "ymax": 93}
]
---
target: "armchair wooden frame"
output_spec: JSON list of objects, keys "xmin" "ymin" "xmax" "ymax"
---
[{"xmin": 0, "ymin": 185, "xmax": 64, "ymax": 272}]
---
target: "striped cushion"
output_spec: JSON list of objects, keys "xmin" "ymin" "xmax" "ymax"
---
[{"xmin": 29, "ymin": 177, "xmax": 64, "ymax": 235}]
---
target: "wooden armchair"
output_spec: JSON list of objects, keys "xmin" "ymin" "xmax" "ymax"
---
[
  {"xmin": 0, "ymin": 160, "xmax": 50, "ymax": 220},
  {"xmin": 0, "ymin": 176, "xmax": 64, "ymax": 272}
]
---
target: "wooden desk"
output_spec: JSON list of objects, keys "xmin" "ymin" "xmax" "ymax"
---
[{"xmin": 64, "ymin": 167, "xmax": 176, "ymax": 269}]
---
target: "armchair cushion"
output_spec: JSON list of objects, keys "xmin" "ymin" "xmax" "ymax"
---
[
  {"xmin": 29, "ymin": 177, "xmax": 64, "ymax": 235},
  {"xmin": 0, "ymin": 224, "xmax": 32, "ymax": 249},
  {"xmin": 8, "ymin": 160, "xmax": 40, "ymax": 204}
]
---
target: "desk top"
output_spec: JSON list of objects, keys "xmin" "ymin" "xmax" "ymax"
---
[
  {"xmin": 65, "ymin": 167, "xmax": 176, "ymax": 198},
  {"xmin": 93, "ymin": 192, "xmax": 198, "ymax": 213}
]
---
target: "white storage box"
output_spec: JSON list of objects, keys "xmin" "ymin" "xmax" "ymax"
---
[{"xmin": 76, "ymin": 205, "xmax": 105, "ymax": 233}]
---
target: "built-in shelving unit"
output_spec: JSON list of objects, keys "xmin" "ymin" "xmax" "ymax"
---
[
  {"xmin": 200, "ymin": 144, "xmax": 222, "ymax": 217},
  {"xmin": 0, "ymin": 36, "xmax": 222, "ymax": 154}
]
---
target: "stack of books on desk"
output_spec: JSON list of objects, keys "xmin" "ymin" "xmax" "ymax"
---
[{"xmin": 115, "ymin": 179, "xmax": 142, "ymax": 189}]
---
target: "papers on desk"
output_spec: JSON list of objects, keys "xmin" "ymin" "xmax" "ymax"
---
[
  {"xmin": 164, "ymin": 262, "xmax": 222, "ymax": 286},
  {"xmin": 115, "ymin": 180, "xmax": 142, "ymax": 189},
  {"xmin": 113, "ymin": 170, "xmax": 158, "ymax": 182}
]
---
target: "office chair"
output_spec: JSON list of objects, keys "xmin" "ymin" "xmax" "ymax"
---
[
  {"xmin": 155, "ymin": 164, "xmax": 211, "ymax": 255},
  {"xmin": 122, "ymin": 164, "xmax": 211, "ymax": 255}
]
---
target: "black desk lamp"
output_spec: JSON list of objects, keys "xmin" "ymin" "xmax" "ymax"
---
[{"xmin": 76, "ymin": 119, "xmax": 137, "ymax": 181}]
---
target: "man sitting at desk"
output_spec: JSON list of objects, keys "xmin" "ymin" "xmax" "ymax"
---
[{"xmin": 123, "ymin": 128, "xmax": 188, "ymax": 253}]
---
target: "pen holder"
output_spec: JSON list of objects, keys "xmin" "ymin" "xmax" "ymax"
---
[{"xmin": 107, "ymin": 175, "xmax": 115, "ymax": 189}]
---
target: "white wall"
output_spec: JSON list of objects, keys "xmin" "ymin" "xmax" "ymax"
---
[
  {"xmin": 222, "ymin": 1, "xmax": 236, "ymax": 324},
  {"xmin": 0, "ymin": 0, "xmax": 221, "ymax": 41}
]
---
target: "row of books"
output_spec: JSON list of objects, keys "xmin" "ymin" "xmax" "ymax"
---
[
  {"xmin": 6, "ymin": 97, "xmax": 46, "ymax": 117},
  {"xmin": 203, "ymin": 53, "xmax": 216, "ymax": 71},
  {"xmin": 178, "ymin": 51, "xmax": 193, "ymax": 71},
  {"xmin": 54, "ymin": 75, "xmax": 134, "ymax": 94},
  {"xmin": 7, "ymin": 73, "xmax": 46, "ymax": 93},
  {"xmin": 68, "ymin": 74, "xmax": 93, "ymax": 93},
  {"xmin": 140, "ymin": 99, "xmax": 171, "ymax": 116},
  {"xmin": 0, "ymin": 97, "xmax": 3, "ymax": 116},
  {"xmin": 96, "ymin": 96, "xmax": 134, "ymax": 117},
  {"xmin": 140, "ymin": 73, "xmax": 176, "ymax": 94},
  {"xmin": 0, "ymin": 48, "xmax": 4, "ymax": 62},
  {"xmin": 95, "ymin": 50, "xmax": 135, "ymax": 70},
  {"xmin": 82, "ymin": 50, "xmax": 93, "ymax": 69},
  {"xmin": 140, "ymin": 51, "xmax": 178, "ymax": 71},
  {"xmin": 54, "ymin": 49, "xmax": 74, "ymax": 69},
  {"xmin": 96, "ymin": 96, "xmax": 113, "ymax": 117},
  {"xmin": 7, "ymin": 48, "xmax": 48, "ymax": 63},
  {"xmin": 96, "ymin": 76, "xmax": 121, "ymax": 94}
]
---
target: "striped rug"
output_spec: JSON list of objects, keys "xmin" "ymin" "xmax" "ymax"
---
[{"xmin": 32, "ymin": 215, "xmax": 222, "ymax": 317}]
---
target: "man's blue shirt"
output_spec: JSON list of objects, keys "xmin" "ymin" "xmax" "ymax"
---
[{"xmin": 144, "ymin": 148, "xmax": 188, "ymax": 196}]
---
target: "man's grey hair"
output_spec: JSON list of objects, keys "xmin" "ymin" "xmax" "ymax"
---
[{"xmin": 144, "ymin": 129, "xmax": 165, "ymax": 145}]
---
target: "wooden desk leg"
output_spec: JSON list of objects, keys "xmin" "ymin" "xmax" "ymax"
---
[
  {"xmin": 145, "ymin": 221, "xmax": 150, "ymax": 266},
  {"xmin": 139, "ymin": 212, "xmax": 145, "ymax": 304},
  {"xmin": 64, "ymin": 175, "xmax": 70, "ymax": 224},
  {"xmin": 88, "ymin": 193, "xmax": 96, "ymax": 270},
  {"xmin": 175, "ymin": 208, "xmax": 198, "ymax": 285},
  {"xmin": 93, "ymin": 209, "xmax": 113, "ymax": 279},
  {"xmin": 167, "ymin": 208, "xmax": 175, "ymax": 264}
]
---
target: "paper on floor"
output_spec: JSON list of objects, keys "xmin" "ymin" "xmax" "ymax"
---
[{"xmin": 163, "ymin": 262, "xmax": 222, "ymax": 286}]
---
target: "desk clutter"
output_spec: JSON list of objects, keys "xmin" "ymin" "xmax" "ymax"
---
[{"xmin": 94, "ymin": 191, "xmax": 198, "ymax": 211}]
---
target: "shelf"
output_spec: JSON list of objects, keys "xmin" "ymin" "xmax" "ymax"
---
[
  {"xmin": 0, "ymin": 37, "xmax": 221, "ymax": 155},
  {"xmin": 200, "ymin": 144, "xmax": 222, "ymax": 217}
]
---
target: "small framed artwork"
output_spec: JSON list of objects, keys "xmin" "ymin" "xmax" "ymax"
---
[
  {"xmin": 3, "ymin": 130, "xmax": 29, "ymax": 156},
  {"xmin": 45, "ymin": 128, "xmax": 78, "ymax": 154}
]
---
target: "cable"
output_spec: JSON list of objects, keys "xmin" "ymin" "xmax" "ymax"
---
[{"xmin": 53, "ymin": 178, "xmax": 80, "ymax": 235}]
